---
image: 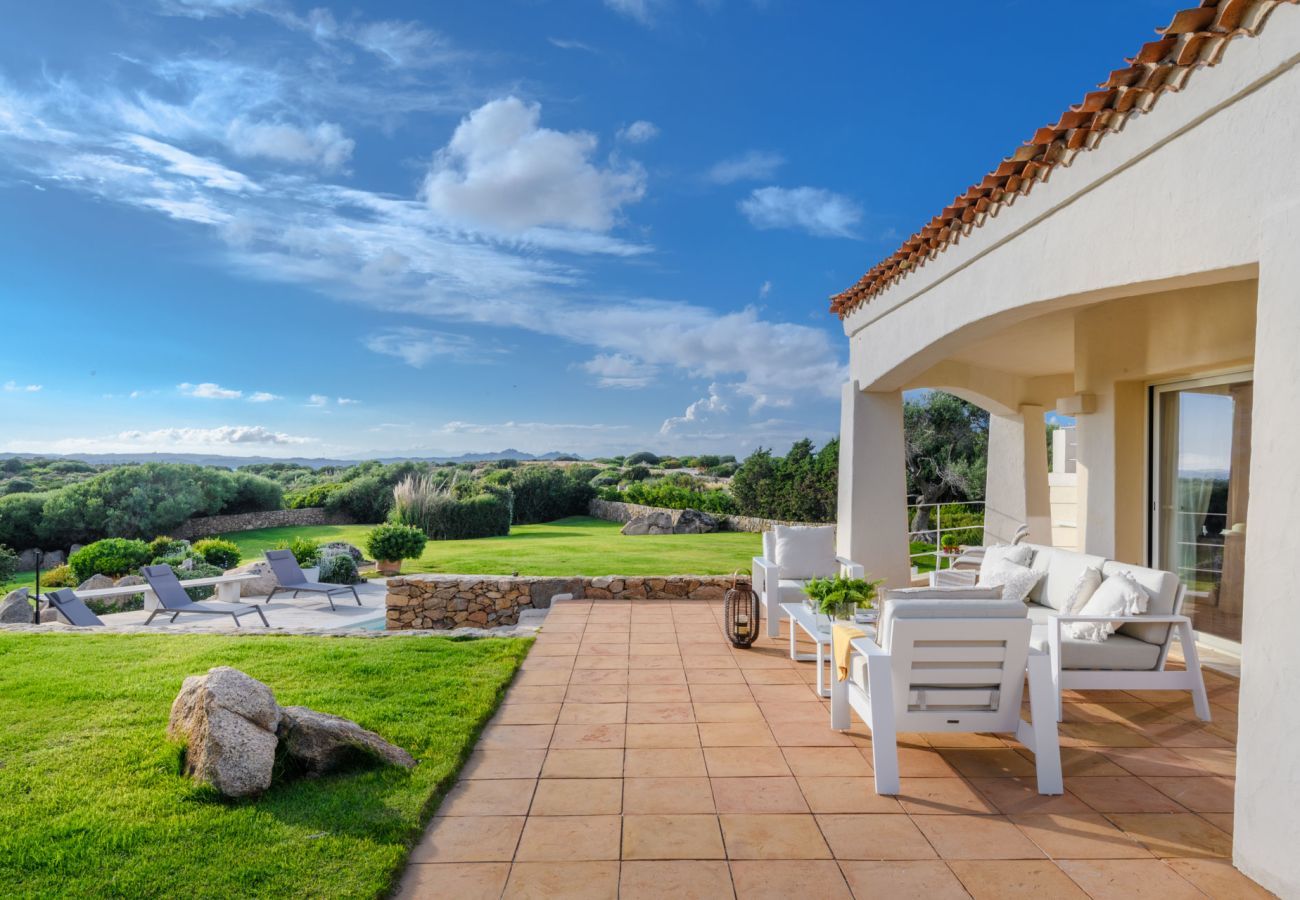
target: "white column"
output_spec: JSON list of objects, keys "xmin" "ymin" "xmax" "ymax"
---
[
  {"xmin": 837, "ymin": 383, "xmax": 911, "ymax": 589},
  {"xmin": 983, "ymin": 405, "xmax": 1051, "ymax": 546},
  {"xmin": 1233, "ymin": 211, "xmax": 1300, "ymax": 897}
]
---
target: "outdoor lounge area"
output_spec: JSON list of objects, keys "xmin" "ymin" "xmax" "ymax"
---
[{"xmin": 398, "ymin": 595, "xmax": 1256, "ymax": 898}]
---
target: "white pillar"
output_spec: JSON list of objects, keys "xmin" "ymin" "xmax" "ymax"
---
[
  {"xmin": 1233, "ymin": 211, "xmax": 1300, "ymax": 897},
  {"xmin": 983, "ymin": 405, "xmax": 1051, "ymax": 546},
  {"xmin": 837, "ymin": 383, "xmax": 910, "ymax": 589}
]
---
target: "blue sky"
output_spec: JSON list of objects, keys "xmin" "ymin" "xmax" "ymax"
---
[{"xmin": 0, "ymin": 0, "xmax": 1170, "ymax": 459}]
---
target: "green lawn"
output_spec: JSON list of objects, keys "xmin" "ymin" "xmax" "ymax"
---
[
  {"xmin": 0, "ymin": 633, "xmax": 529, "ymax": 898},
  {"xmin": 220, "ymin": 515, "xmax": 762, "ymax": 577}
]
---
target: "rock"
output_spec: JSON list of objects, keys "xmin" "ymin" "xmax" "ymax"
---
[
  {"xmin": 277, "ymin": 706, "xmax": 417, "ymax": 776},
  {"xmin": 18, "ymin": 548, "xmax": 64, "ymax": 570},
  {"xmin": 225, "ymin": 560, "xmax": 277, "ymax": 597},
  {"xmin": 77, "ymin": 574, "xmax": 115, "ymax": 593},
  {"xmin": 168, "ymin": 666, "xmax": 281, "ymax": 798},
  {"xmin": 108, "ymin": 575, "xmax": 148, "ymax": 609},
  {"xmin": 621, "ymin": 511, "xmax": 674, "ymax": 535},
  {"xmin": 673, "ymin": 508, "xmax": 719, "ymax": 534},
  {"xmin": 69, "ymin": 544, "xmax": 84, "ymax": 557},
  {"xmin": 44, "ymin": 550, "xmax": 66, "ymax": 566},
  {"xmin": 0, "ymin": 588, "xmax": 33, "ymax": 624}
]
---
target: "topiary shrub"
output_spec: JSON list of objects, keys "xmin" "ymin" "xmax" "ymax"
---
[
  {"xmin": 273, "ymin": 537, "xmax": 320, "ymax": 567},
  {"xmin": 193, "ymin": 538, "xmax": 241, "ymax": 570},
  {"xmin": 365, "ymin": 523, "xmax": 427, "ymax": 565},
  {"xmin": 318, "ymin": 552, "xmax": 361, "ymax": 585},
  {"xmin": 69, "ymin": 538, "xmax": 152, "ymax": 582}
]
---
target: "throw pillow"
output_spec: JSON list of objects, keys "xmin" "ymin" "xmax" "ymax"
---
[
  {"xmin": 978, "ymin": 544, "xmax": 1035, "ymax": 584},
  {"xmin": 1067, "ymin": 571, "xmax": 1150, "ymax": 642},
  {"xmin": 982, "ymin": 560, "xmax": 1044, "ymax": 604},
  {"xmin": 1064, "ymin": 566, "xmax": 1104, "ymax": 615},
  {"xmin": 773, "ymin": 525, "xmax": 838, "ymax": 580}
]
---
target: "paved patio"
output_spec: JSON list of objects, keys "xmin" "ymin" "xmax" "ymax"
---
[
  {"xmin": 397, "ymin": 596, "xmax": 1266, "ymax": 899},
  {"xmin": 96, "ymin": 580, "xmax": 390, "ymax": 631}
]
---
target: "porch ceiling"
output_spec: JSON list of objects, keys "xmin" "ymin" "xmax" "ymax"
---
[{"xmin": 943, "ymin": 308, "xmax": 1076, "ymax": 378}]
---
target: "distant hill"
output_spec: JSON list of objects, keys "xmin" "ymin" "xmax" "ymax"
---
[{"xmin": 0, "ymin": 449, "xmax": 582, "ymax": 470}]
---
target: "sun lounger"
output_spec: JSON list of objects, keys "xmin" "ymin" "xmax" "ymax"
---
[
  {"xmin": 141, "ymin": 565, "xmax": 269, "ymax": 627},
  {"xmin": 264, "ymin": 549, "xmax": 362, "ymax": 611}
]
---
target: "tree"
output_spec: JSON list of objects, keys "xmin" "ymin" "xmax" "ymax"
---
[
  {"xmin": 730, "ymin": 439, "xmax": 839, "ymax": 522},
  {"xmin": 903, "ymin": 392, "xmax": 989, "ymax": 532}
]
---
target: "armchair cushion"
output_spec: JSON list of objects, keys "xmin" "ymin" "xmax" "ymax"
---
[
  {"xmin": 777, "ymin": 579, "xmax": 812, "ymax": 606},
  {"xmin": 1067, "ymin": 572, "xmax": 1149, "ymax": 642},
  {"xmin": 982, "ymin": 560, "xmax": 1044, "ymax": 604},
  {"xmin": 1030, "ymin": 622, "xmax": 1162, "ymax": 670},
  {"xmin": 1103, "ymin": 562, "xmax": 1179, "ymax": 645},
  {"xmin": 880, "ymin": 595, "xmax": 1025, "ymax": 650},
  {"xmin": 977, "ymin": 544, "xmax": 1034, "ymax": 583},
  {"xmin": 1024, "ymin": 545, "xmax": 1109, "ymax": 611},
  {"xmin": 772, "ymin": 525, "xmax": 838, "ymax": 580}
]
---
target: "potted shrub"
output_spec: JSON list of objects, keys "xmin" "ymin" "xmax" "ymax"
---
[
  {"xmin": 365, "ymin": 523, "xmax": 428, "ymax": 576},
  {"xmin": 940, "ymin": 534, "xmax": 960, "ymax": 554},
  {"xmin": 803, "ymin": 574, "xmax": 884, "ymax": 632}
]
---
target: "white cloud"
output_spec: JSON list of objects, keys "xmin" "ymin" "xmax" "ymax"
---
[
  {"xmin": 548, "ymin": 37, "xmax": 598, "ymax": 53},
  {"xmin": 617, "ymin": 120, "xmax": 659, "ymax": 144},
  {"xmin": 707, "ymin": 150, "xmax": 784, "ymax": 185},
  {"xmin": 581, "ymin": 353, "xmax": 659, "ymax": 389},
  {"xmin": 225, "ymin": 118, "xmax": 354, "ymax": 171},
  {"xmin": 604, "ymin": 0, "xmax": 667, "ymax": 25},
  {"xmin": 337, "ymin": 397, "xmax": 360, "ymax": 405},
  {"xmin": 439, "ymin": 420, "xmax": 628, "ymax": 435},
  {"xmin": 6, "ymin": 423, "xmax": 313, "ymax": 454},
  {"xmin": 423, "ymin": 97, "xmax": 646, "ymax": 232},
  {"xmin": 307, "ymin": 394, "xmax": 330, "ymax": 407},
  {"xmin": 247, "ymin": 391, "xmax": 280, "ymax": 402},
  {"xmin": 126, "ymin": 135, "xmax": 258, "ymax": 193},
  {"xmin": 758, "ymin": 280, "xmax": 772, "ymax": 298},
  {"xmin": 364, "ymin": 326, "xmax": 490, "ymax": 367},
  {"xmin": 178, "ymin": 381, "xmax": 242, "ymax": 399},
  {"xmin": 124, "ymin": 424, "xmax": 309, "ymax": 445},
  {"xmin": 660, "ymin": 383, "xmax": 728, "ymax": 434},
  {"xmin": 3, "ymin": 381, "xmax": 42, "ymax": 393},
  {"xmin": 739, "ymin": 186, "xmax": 861, "ymax": 238}
]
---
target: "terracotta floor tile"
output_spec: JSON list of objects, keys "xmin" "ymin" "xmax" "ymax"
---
[
  {"xmin": 522, "ymin": 656, "xmax": 576, "ymax": 670},
  {"xmin": 705, "ymin": 746, "xmax": 790, "ymax": 777},
  {"xmin": 549, "ymin": 723, "xmax": 625, "ymax": 750},
  {"xmin": 938, "ymin": 748, "xmax": 1039, "ymax": 779},
  {"xmin": 574, "ymin": 656, "xmax": 629, "ymax": 670},
  {"xmin": 1034, "ymin": 748, "xmax": 1128, "ymax": 777},
  {"xmin": 692, "ymin": 702, "xmax": 765, "ymax": 723},
  {"xmin": 729, "ymin": 860, "xmax": 850, "ymax": 899},
  {"xmin": 1055, "ymin": 859, "xmax": 1201, "ymax": 898},
  {"xmin": 947, "ymin": 860, "xmax": 1088, "ymax": 899},
  {"xmin": 921, "ymin": 732, "xmax": 1009, "ymax": 749},
  {"xmin": 697, "ymin": 722, "xmax": 776, "ymax": 747},
  {"xmin": 624, "ymin": 747, "xmax": 708, "ymax": 777},
  {"xmin": 891, "ymin": 746, "xmax": 959, "ymax": 777},
  {"xmin": 437, "ymin": 779, "xmax": 537, "ymax": 817},
  {"xmin": 1100, "ymin": 747, "xmax": 1207, "ymax": 777},
  {"xmin": 719, "ymin": 814, "xmax": 832, "ymax": 859},
  {"xmin": 912, "ymin": 815, "xmax": 1045, "ymax": 860},
  {"xmin": 838, "ymin": 860, "xmax": 968, "ymax": 899},
  {"xmin": 1170, "ymin": 747, "xmax": 1237, "ymax": 777},
  {"xmin": 896, "ymin": 778, "xmax": 999, "ymax": 815},
  {"xmin": 627, "ymin": 683, "xmax": 692, "ymax": 703},
  {"xmin": 741, "ymin": 668, "xmax": 805, "ymax": 685},
  {"xmin": 794, "ymin": 776, "xmax": 902, "ymax": 814},
  {"xmin": 711, "ymin": 776, "xmax": 809, "ymax": 814},
  {"xmin": 1199, "ymin": 812, "xmax": 1233, "ymax": 834},
  {"xmin": 1058, "ymin": 722, "xmax": 1155, "ymax": 749},
  {"xmin": 625, "ymin": 702, "xmax": 694, "ymax": 723},
  {"xmin": 628, "ymin": 656, "xmax": 687, "ymax": 671},
  {"xmin": 529, "ymin": 778, "xmax": 621, "ymax": 816},
  {"xmin": 515, "ymin": 815, "xmax": 621, "ymax": 861},
  {"xmin": 625, "ymin": 723, "xmax": 700, "ymax": 749},
  {"xmin": 503, "ymin": 685, "xmax": 569, "ymax": 704},
  {"xmin": 748, "ymin": 683, "xmax": 822, "ymax": 703},
  {"xmin": 1010, "ymin": 813, "xmax": 1153, "ymax": 859},
  {"xmin": 494, "ymin": 703, "xmax": 562, "ymax": 725},
  {"xmin": 766, "ymin": 720, "xmax": 855, "ymax": 747},
  {"xmin": 515, "ymin": 670, "xmax": 572, "ymax": 687},
  {"xmin": 408, "ymin": 815, "xmax": 525, "ymax": 863},
  {"xmin": 396, "ymin": 862, "xmax": 511, "ymax": 900},
  {"xmin": 557, "ymin": 703, "xmax": 626, "ymax": 725},
  {"xmin": 816, "ymin": 813, "xmax": 937, "ymax": 859},
  {"xmin": 629, "ymin": 642, "xmax": 681, "ymax": 656},
  {"xmin": 686, "ymin": 668, "xmax": 746, "ymax": 684},
  {"xmin": 1136, "ymin": 776, "xmax": 1231, "ymax": 815},
  {"xmin": 462, "ymin": 749, "xmax": 546, "ymax": 780},
  {"xmin": 966, "ymin": 777, "xmax": 1090, "ymax": 816},
  {"xmin": 502, "ymin": 861, "xmax": 620, "ymax": 899},
  {"xmin": 622, "ymin": 814, "xmax": 726, "ymax": 859},
  {"xmin": 627, "ymin": 668, "xmax": 688, "ymax": 685},
  {"xmin": 1067, "ymin": 776, "xmax": 1188, "ymax": 813},
  {"xmin": 619, "ymin": 860, "xmax": 734, "ymax": 900},
  {"xmin": 779, "ymin": 746, "xmax": 873, "ymax": 778},
  {"xmin": 540, "ymin": 748, "xmax": 623, "ymax": 779},
  {"xmin": 565, "ymin": 684, "xmax": 629, "ymax": 704},
  {"xmin": 581, "ymin": 642, "xmax": 629, "ymax": 656},
  {"xmin": 1135, "ymin": 720, "xmax": 1233, "ymax": 748},
  {"xmin": 1106, "ymin": 813, "xmax": 1233, "ymax": 858},
  {"xmin": 479, "ymin": 724, "xmax": 555, "ymax": 750},
  {"xmin": 689, "ymin": 683, "xmax": 754, "ymax": 702},
  {"xmin": 1166, "ymin": 858, "xmax": 1276, "ymax": 897},
  {"xmin": 759, "ymin": 702, "xmax": 829, "ymax": 724},
  {"xmin": 623, "ymin": 777, "xmax": 716, "ymax": 814},
  {"xmin": 567, "ymin": 668, "xmax": 629, "ymax": 685}
]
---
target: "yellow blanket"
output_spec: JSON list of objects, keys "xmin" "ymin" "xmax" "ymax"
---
[{"xmin": 831, "ymin": 623, "xmax": 867, "ymax": 681}]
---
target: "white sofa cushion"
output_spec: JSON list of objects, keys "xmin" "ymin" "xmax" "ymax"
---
[
  {"xmin": 880, "ymin": 595, "xmax": 1025, "ymax": 651},
  {"xmin": 982, "ymin": 560, "xmax": 1044, "ymax": 604},
  {"xmin": 1064, "ymin": 566, "xmax": 1104, "ymax": 614},
  {"xmin": 1028, "ymin": 608, "xmax": 1162, "ymax": 670},
  {"xmin": 1067, "ymin": 571, "xmax": 1150, "ymax": 642},
  {"xmin": 773, "ymin": 525, "xmax": 838, "ymax": 580},
  {"xmin": 978, "ymin": 544, "xmax": 1034, "ymax": 583},
  {"xmin": 1103, "ymin": 561, "xmax": 1179, "ymax": 645},
  {"xmin": 1023, "ymin": 544, "xmax": 1109, "ymax": 611},
  {"xmin": 762, "ymin": 531, "xmax": 776, "ymax": 561},
  {"xmin": 777, "ymin": 579, "xmax": 811, "ymax": 606}
]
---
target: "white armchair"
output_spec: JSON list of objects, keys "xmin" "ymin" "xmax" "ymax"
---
[{"xmin": 752, "ymin": 525, "xmax": 864, "ymax": 638}]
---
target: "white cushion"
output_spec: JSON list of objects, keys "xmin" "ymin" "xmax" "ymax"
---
[
  {"xmin": 977, "ymin": 544, "xmax": 1034, "ymax": 584},
  {"xmin": 761, "ymin": 531, "xmax": 776, "ymax": 562},
  {"xmin": 982, "ymin": 560, "xmax": 1044, "ymax": 605},
  {"xmin": 772, "ymin": 525, "xmax": 837, "ymax": 580},
  {"xmin": 880, "ymin": 594, "xmax": 1025, "ymax": 651},
  {"xmin": 777, "ymin": 579, "xmax": 810, "ymax": 606},
  {"xmin": 1029, "ymin": 617, "xmax": 1162, "ymax": 670},
  {"xmin": 1103, "ymin": 561, "xmax": 1179, "ymax": 645},
  {"xmin": 1024, "ymin": 545, "xmax": 1109, "ymax": 611},
  {"xmin": 1067, "ymin": 571, "xmax": 1150, "ymax": 642},
  {"xmin": 1064, "ymin": 566, "xmax": 1103, "ymax": 614}
]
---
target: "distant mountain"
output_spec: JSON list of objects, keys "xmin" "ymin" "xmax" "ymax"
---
[{"xmin": 0, "ymin": 449, "xmax": 583, "ymax": 470}]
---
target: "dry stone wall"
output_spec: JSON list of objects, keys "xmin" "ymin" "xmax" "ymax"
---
[
  {"xmin": 386, "ymin": 574, "xmax": 747, "ymax": 630},
  {"xmin": 173, "ymin": 507, "xmax": 353, "ymax": 540},
  {"xmin": 588, "ymin": 498, "xmax": 823, "ymax": 534}
]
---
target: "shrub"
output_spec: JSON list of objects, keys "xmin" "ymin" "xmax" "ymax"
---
[
  {"xmin": 365, "ymin": 523, "xmax": 427, "ymax": 562},
  {"xmin": 69, "ymin": 539, "xmax": 152, "ymax": 582},
  {"xmin": 41, "ymin": 564, "xmax": 78, "ymax": 588},
  {"xmin": 0, "ymin": 492, "xmax": 49, "ymax": 551},
  {"xmin": 273, "ymin": 537, "xmax": 320, "ymax": 567},
  {"xmin": 286, "ymin": 482, "xmax": 345, "ymax": 509},
  {"xmin": 165, "ymin": 561, "xmax": 224, "ymax": 600},
  {"xmin": 326, "ymin": 475, "xmax": 391, "ymax": 523},
  {"xmin": 509, "ymin": 466, "xmax": 595, "ymax": 525},
  {"xmin": 0, "ymin": 544, "xmax": 17, "ymax": 582},
  {"xmin": 623, "ymin": 465, "xmax": 651, "ymax": 482},
  {"xmin": 393, "ymin": 475, "xmax": 513, "ymax": 540},
  {"xmin": 318, "ymin": 552, "xmax": 361, "ymax": 585},
  {"xmin": 224, "ymin": 472, "xmax": 284, "ymax": 514},
  {"xmin": 4, "ymin": 478, "xmax": 36, "ymax": 494},
  {"xmin": 148, "ymin": 536, "xmax": 190, "ymax": 560},
  {"xmin": 625, "ymin": 451, "xmax": 660, "ymax": 466},
  {"xmin": 193, "ymin": 538, "xmax": 241, "ymax": 570}
]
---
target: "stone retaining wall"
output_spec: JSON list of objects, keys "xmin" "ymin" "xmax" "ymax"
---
[
  {"xmin": 174, "ymin": 507, "xmax": 354, "ymax": 539},
  {"xmin": 588, "ymin": 498, "xmax": 824, "ymax": 534},
  {"xmin": 386, "ymin": 574, "xmax": 748, "ymax": 630}
]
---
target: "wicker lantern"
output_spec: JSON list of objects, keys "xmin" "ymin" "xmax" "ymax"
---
[{"xmin": 724, "ymin": 574, "xmax": 759, "ymax": 648}]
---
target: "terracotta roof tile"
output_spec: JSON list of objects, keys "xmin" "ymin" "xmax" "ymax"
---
[{"xmin": 830, "ymin": 0, "xmax": 1298, "ymax": 318}]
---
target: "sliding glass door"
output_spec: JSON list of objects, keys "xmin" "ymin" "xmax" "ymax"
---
[{"xmin": 1152, "ymin": 373, "xmax": 1252, "ymax": 645}]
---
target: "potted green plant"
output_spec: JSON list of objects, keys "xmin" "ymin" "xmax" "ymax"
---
[
  {"xmin": 940, "ymin": 533, "xmax": 960, "ymax": 554},
  {"xmin": 365, "ymin": 523, "xmax": 428, "ymax": 576},
  {"xmin": 803, "ymin": 574, "xmax": 885, "ymax": 632}
]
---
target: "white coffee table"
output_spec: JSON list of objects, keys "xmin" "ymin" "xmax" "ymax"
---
[{"xmin": 780, "ymin": 602, "xmax": 877, "ymax": 698}]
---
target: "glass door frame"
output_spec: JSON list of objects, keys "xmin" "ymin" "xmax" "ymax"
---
[{"xmin": 1148, "ymin": 368, "xmax": 1253, "ymax": 654}]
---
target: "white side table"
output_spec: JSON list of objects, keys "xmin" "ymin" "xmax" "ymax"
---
[{"xmin": 780, "ymin": 603, "xmax": 836, "ymax": 698}]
